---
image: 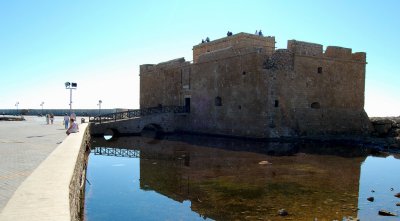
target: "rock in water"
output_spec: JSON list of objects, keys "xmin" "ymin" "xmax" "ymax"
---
[
  {"xmin": 278, "ymin": 209, "xmax": 288, "ymax": 216},
  {"xmin": 395, "ymin": 192, "xmax": 400, "ymax": 198},
  {"xmin": 367, "ymin": 197, "xmax": 374, "ymax": 202},
  {"xmin": 378, "ymin": 210, "xmax": 397, "ymax": 216},
  {"xmin": 396, "ymin": 202, "xmax": 400, "ymax": 206}
]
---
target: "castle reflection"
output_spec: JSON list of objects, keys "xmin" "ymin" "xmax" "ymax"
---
[{"xmin": 89, "ymin": 134, "xmax": 368, "ymax": 220}]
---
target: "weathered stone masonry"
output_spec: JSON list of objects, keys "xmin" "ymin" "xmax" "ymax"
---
[{"xmin": 140, "ymin": 32, "xmax": 371, "ymax": 138}]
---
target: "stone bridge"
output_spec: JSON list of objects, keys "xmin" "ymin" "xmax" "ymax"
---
[{"xmin": 89, "ymin": 106, "xmax": 187, "ymax": 136}]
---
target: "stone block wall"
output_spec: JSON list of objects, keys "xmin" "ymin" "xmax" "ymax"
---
[
  {"xmin": 70, "ymin": 125, "xmax": 91, "ymax": 221},
  {"xmin": 140, "ymin": 58, "xmax": 190, "ymax": 108},
  {"xmin": 181, "ymin": 52, "xmax": 269, "ymax": 138},
  {"xmin": 140, "ymin": 32, "xmax": 370, "ymax": 138},
  {"xmin": 193, "ymin": 32, "xmax": 275, "ymax": 63},
  {"xmin": 287, "ymin": 40, "xmax": 323, "ymax": 56}
]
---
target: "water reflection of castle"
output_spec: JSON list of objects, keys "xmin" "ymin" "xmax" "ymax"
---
[{"xmin": 98, "ymin": 135, "xmax": 367, "ymax": 220}]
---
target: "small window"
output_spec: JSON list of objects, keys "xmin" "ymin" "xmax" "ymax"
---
[
  {"xmin": 215, "ymin": 96, "xmax": 222, "ymax": 106},
  {"xmin": 238, "ymin": 105, "xmax": 242, "ymax": 110},
  {"xmin": 242, "ymin": 71, "xmax": 246, "ymax": 75},
  {"xmin": 311, "ymin": 102, "xmax": 320, "ymax": 109},
  {"xmin": 317, "ymin": 67, "xmax": 323, "ymax": 74},
  {"xmin": 274, "ymin": 100, "xmax": 279, "ymax": 107}
]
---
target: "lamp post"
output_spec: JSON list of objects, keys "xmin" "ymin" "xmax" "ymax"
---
[
  {"xmin": 65, "ymin": 82, "xmax": 77, "ymax": 114},
  {"xmin": 40, "ymin": 102, "xmax": 44, "ymax": 116},
  {"xmin": 15, "ymin": 102, "xmax": 19, "ymax": 115},
  {"xmin": 97, "ymin": 100, "xmax": 102, "ymax": 115}
]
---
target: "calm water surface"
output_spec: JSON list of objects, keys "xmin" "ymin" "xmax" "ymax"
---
[{"xmin": 84, "ymin": 135, "xmax": 400, "ymax": 221}]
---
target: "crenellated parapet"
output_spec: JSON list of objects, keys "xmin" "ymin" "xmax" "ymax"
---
[
  {"xmin": 140, "ymin": 58, "xmax": 190, "ymax": 75},
  {"xmin": 287, "ymin": 40, "xmax": 323, "ymax": 57},
  {"xmin": 287, "ymin": 40, "xmax": 366, "ymax": 62}
]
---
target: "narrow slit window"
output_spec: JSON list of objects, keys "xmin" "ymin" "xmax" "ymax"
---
[
  {"xmin": 317, "ymin": 67, "xmax": 323, "ymax": 74},
  {"xmin": 274, "ymin": 100, "xmax": 279, "ymax": 107},
  {"xmin": 215, "ymin": 96, "xmax": 222, "ymax": 106}
]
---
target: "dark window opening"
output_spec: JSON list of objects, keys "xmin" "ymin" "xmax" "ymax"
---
[
  {"xmin": 238, "ymin": 105, "xmax": 242, "ymax": 110},
  {"xmin": 215, "ymin": 96, "xmax": 222, "ymax": 106},
  {"xmin": 311, "ymin": 102, "xmax": 320, "ymax": 109},
  {"xmin": 274, "ymin": 100, "xmax": 279, "ymax": 107},
  {"xmin": 185, "ymin": 98, "xmax": 191, "ymax": 112},
  {"xmin": 242, "ymin": 71, "xmax": 246, "ymax": 75},
  {"xmin": 317, "ymin": 67, "xmax": 323, "ymax": 74}
]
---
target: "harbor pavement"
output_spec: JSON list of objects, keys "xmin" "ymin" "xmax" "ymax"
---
[{"xmin": 0, "ymin": 116, "xmax": 74, "ymax": 212}]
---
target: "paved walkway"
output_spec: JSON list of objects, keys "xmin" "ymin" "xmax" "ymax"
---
[{"xmin": 0, "ymin": 116, "xmax": 69, "ymax": 212}]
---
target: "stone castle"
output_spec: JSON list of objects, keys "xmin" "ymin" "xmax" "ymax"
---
[{"xmin": 140, "ymin": 32, "xmax": 371, "ymax": 138}]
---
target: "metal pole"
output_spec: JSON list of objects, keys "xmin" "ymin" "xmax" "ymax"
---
[
  {"xmin": 98, "ymin": 100, "xmax": 102, "ymax": 115},
  {"xmin": 70, "ymin": 87, "xmax": 72, "ymax": 114}
]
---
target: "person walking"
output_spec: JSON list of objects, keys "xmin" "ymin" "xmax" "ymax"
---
[
  {"xmin": 45, "ymin": 114, "xmax": 50, "ymax": 125},
  {"xmin": 50, "ymin": 113, "xmax": 54, "ymax": 124},
  {"xmin": 63, "ymin": 113, "xmax": 69, "ymax": 129}
]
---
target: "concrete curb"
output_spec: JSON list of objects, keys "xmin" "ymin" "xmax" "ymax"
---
[{"xmin": 0, "ymin": 124, "xmax": 89, "ymax": 221}]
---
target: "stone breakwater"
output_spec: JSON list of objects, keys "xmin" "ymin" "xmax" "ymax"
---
[
  {"xmin": 370, "ymin": 117, "xmax": 400, "ymax": 149},
  {"xmin": 0, "ymin": 116, "xmax": 25, "ymax": 121}
]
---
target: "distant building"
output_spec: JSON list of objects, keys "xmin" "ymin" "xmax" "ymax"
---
[{"xmin": 140, "ymin": 32, "xmax": 371, "ymax": 138}]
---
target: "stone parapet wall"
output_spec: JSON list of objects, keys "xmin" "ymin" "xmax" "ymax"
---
[
  {"xmin": 193, "ymin": 32, "xmax": 275, "ymax": 63},
  {"xmin": 0, "ymin": 124, "xmax": 90, "ymax": 221},
  {"xmin": 70, "ymin": 125, "xmax": 91, "ymax": 221}
]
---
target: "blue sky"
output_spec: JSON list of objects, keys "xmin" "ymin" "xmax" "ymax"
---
[{"xmin": 0, "ymin": 0, "xmax": 399, "ymax": 116}]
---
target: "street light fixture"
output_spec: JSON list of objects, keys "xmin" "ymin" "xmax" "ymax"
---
[
  {"xmin": 40, "ymin": 102, "xmax": 44, "ymax": 116},
  {"xmin": 97, "ymin": 100, "xmax": 102, "ymax": 115},
  {"xmin": 65, "ymin": 82, "xmax": 77, "ymax": 114},
  {"xmin": 15, "ymin": 102, "xmax": 19, "ymax": 115}
]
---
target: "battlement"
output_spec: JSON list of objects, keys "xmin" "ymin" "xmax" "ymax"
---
[
  {"xmin": 193, "ymin": 32, "xmax": 275, "ymax": 63},
  {"xmin": 288, "ymin": 40, "xmax": 366, "ymax": 62},
  {"xmin": 140, "ymin": 57, "xmax": 189, "ymax": 74},
  {"xmin": 287, "ymin": 40, "xmax": 323, "ymax": 56}
]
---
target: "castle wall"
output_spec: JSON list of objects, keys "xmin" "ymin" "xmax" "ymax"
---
[
  {"xmin": 140, "ymin": 58, "xmax": 190, "ymax": 108},
  {"xmin": 272, "ymin": 41, "xmax": 371, "ymax": 135},
  {"xmin": 140, "ymin": 34, "xmax": 371, "ymax": 138},
  {"xmin": 181, "ymin": 51, "xmax": 269, "ymax": 138}
]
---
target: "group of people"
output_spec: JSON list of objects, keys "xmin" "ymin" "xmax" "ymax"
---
[
  {"xmin": 201, "ymin": 37, "xmax": 210, "ymax": 43},
  {"xmin": 201, "ymin": 29, "xmax": 263, "ymax": 44},
  {"xmin": 63, "ymin": 113, "xmax": 79, "ymax": 135},
  {"xmin": 44, "ymin": 113, "xmax": 79, "ymax": 135},
  {"xmin": 45, "ymin": 113, "xmax": 54, "ymax": 124},
  {"xmin": 255, "ymin": 30, "xmax": 263, "ymax": 36}
]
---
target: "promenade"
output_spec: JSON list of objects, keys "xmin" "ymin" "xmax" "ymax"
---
[{"xmin": 0, "ymin": 116, "xmax": 68, "ymax": 212}]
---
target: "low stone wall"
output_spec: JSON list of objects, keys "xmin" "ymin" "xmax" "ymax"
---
[
  {"xmin": 70, "ymin": 125, "xmax": 91, "ymax": 221},
  {"xmin": 0, "ymin": 124, "xmax": 90, "ymax": 221}
]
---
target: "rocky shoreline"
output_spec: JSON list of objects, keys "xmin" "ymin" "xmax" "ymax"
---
[{"xmin": 370, "ymin": 117, "xmax": 400, "ymax": 150}]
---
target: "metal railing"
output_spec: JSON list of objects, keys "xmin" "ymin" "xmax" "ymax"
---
[
  {"xmin": 89, "ymin": 106, "xmax": 188, "ymax": 124},
  {"xmin": 93, "ymin": 147, "xmax": 140, "ymax": 158}
]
